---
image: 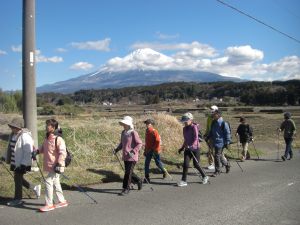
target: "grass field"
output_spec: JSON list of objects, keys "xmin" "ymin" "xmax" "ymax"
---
[{"xmin": 1, "ymin": 105, "xmax": 299, "ymax": 198}]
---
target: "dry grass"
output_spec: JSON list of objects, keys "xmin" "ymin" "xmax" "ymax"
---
[{"xmin": 1, "ymin": 108, "xmax": 299, "ymax": 198}]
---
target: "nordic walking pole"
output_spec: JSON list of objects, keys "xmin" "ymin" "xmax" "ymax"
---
[
  {"xmin": 227, "ymin": 148, "xmax": 244, "ymax": 172},
  {"xmin": 277, "ymin": 130, "xmax": 280, "ymax": 160},
  {"xmin": 0, "ymin": 161, "xmax": 32, "ymax": 199},
  {"xmin": 251, "ymin": 139, "xmax": 260, "ymax": 159},
  {"xmin": 114, "ymin": 151, "xmax": 124, "ymax": 171},
  {"xmin": 60, "ymin": 173, "xmax": 98, "ymax": 204},
  {"xmin": 188, "ymin": 149, "xmax": 210, "ymax": 183},
  {"xmin": 236, "ymin": 136, "xmax": 240, "ymax": 159},
  {"xmin": 35, "ymin": 159, "xmax": 47, "ymax": 183}
]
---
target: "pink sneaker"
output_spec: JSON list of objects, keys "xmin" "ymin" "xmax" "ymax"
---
[
  {"xmin": 39, "ymin": 205, "xmax": 55, "ymax": 212},
  {"xmin": 55, "ymin": 201, "xmax": 68, "ymax": 209}
]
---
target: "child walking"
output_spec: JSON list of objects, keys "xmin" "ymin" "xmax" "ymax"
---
[{"xmin": 36, "ymin": 119, "xmax": 68, "ymax": 212}]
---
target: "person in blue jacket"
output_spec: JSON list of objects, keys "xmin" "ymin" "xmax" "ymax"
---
[{"xmin": 208, "ymin": 110, "xmax": 231, "ymax": 176}]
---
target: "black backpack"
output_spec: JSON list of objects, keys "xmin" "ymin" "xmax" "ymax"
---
[{"xmin": 55, "ymin": 129, "xmax": 72, "ymax": 167}]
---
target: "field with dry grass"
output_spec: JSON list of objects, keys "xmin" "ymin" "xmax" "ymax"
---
[{"xmin": 1, "ymin": 106, "xmax": 299, "ymax": 198}]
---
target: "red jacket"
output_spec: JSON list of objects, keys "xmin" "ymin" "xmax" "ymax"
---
[{"xmin": 144, "ymin": 127, "xmax": 161, "ymax": 154}]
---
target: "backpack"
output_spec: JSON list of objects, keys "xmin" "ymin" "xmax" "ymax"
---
[
  {"xmin": 193, "ymin": 122, "xmax": 204, "ymax": 142},
  {"xmin": 55, "ymin": 129, "xmax": 72, "ymax": 167},
  {"xmin": 220, "ymin": 121, "xmax": 232, "ymax": 143}
]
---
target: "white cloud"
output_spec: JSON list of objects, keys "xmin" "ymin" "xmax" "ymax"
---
[
  {"xmin": 131, "ymin": 41, "xmax": 217, "ymax": 58},
  {"xmin": 100, "ymin": 42, "xmax": 300, "ymax": 81},
  {"xmin": 155, "ymin": 31, "xmax": 179, "ymax": 40},
  {"xmin": 55, "ymin": 48, "xmax": 67, "ymax": 53},
  {"xmin": 35, "ymin": 50, "xmax": 63, "ymax": 63},
  {"xmin": 0, "ymin": 50, "xmax": 7, "ymax": 55},
  {"xmin": 70, "ymin": 62, "xmax": 94, "ymax": 71},
  {"xmin": 70, "ymin": 38, "xmax": 111, "ymax": 51},
  {"xmin": 225, "ymin": 45, "xmax": 264, "ymax": 65},
  {"xmin": 12, "ymin": 45, "xmax": 22, "ymax": 52}
]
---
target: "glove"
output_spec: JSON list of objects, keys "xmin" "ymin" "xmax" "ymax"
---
[
  {"xmin": 178, "ymin": 147, "xmax": 184, "ymax": 154},
  {"xmin": 128, "ymin": 150, "xmax": 135, "ymax": 158},
  {"xmin": 15, "ymin": 164, "xmax": 27, "ymax": 174},
  {"xmin": 249, "ymin": 137, "xmax": 254, "ymax": 142},
  {"xmin": 54, "ymin": 163, "xmax": 64, "ymax": 174},
  {"xmin": 0, "ymin": 156, "xmax": 5, "ymax": 162},
  {"xmin": 32, "ymin": 150, "xmax": 39, "ymax": 160},
  {"xmin": 112, "ymin": 148, "xmax": 119, "ymax": 155}
]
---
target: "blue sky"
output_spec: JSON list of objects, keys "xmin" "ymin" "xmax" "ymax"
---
[{"xmin": 1, "ymin": 0, "xmax": 300, "ymax": 91}]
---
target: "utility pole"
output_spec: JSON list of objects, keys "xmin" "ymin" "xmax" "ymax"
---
[{"xmin": 22, "ymin": 0, "xmax": 38, "ymax": 146}]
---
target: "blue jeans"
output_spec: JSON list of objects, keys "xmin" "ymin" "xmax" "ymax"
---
[
  {"xmin": 284, "ymin": 138, "xmax": 293, "ymax": 159},
  {"xmin": 144, "ymin": 151, "xmax": 165, "ymax": 177}
]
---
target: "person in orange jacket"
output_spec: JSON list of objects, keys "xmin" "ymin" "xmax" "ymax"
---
[{"xmin": 143, "ymin": 119, "xmax": 168, "ymax": 183}]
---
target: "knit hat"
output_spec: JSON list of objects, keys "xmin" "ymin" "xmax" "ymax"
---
[
  {"xmin": 119, "ymin": 116, "xmax": 134, "ymax": 129},
  {"xmin": 284, "ymin": 112, "xmax": 291, "ymax": 119},
  {"xmin": 8, "ymin": 117, "xmax": 24, "ymax": 130},
  {"xmin": 181, "ymin": 112, "xmax": 193, "ymax": 122},
  {"xmin": 144, "ymin": 119, "xmax": 155, "ymax": 125}
]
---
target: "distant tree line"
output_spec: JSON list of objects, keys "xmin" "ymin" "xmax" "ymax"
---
[
  {"xmin": 69, "ymin": 80, "xmax": 300, "ymax": 106},
  {"xmin": 1, "ymin": 80, "xmax": 299, "ymax": 113}
]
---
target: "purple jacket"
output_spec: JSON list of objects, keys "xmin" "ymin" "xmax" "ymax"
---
[
  {"xmin": 116, "ymin": 130, "xmax": 142, "ymax": 161},
  {"xmin": 182, "ymin": 123, "xmax": 199, "ymax": 151}
]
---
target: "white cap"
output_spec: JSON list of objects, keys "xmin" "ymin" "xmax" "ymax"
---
[
  {"xmin": 210, "ymin": 105, "xmax": 218, "ymax": 113},
  {"xmin": 119, "ymin": 116, "xmax": 134, "ymax": 129}
]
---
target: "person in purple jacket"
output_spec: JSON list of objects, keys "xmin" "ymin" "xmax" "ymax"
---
[
  {"xmin": 177, "ymin": 112, "xmax": 209, "ymax": 187},
  {"xmin": 113, "ymin": 116, "xmax": 143, "ymax": 196}
]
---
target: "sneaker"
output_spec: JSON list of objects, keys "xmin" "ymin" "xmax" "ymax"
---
[
  {"xmin": 281, "ymin": 155, "xmax": 286, "ymax": 161},
  {"xmin": 55, "ymin": 201, "xmax": 68, "ymax": 209},
  {"xmin": 177, "ymin": 180, "xmax": 188, "ymax": 187},
  {"xmin": 7, "ymin": 199, "xmax": 24, "ymax": 206},
  {"xmin": 225, "ymin": 164, "xmax": 231, "ymax": 173},
  {"xmin": 212, "ymin": 171, "xmax": 220, "ymax": 177},
  {"xmin": 33, "ymin": 184, "xmax": 41, "ymax": 198},
  {"xmin": 240, "ymin": 156, "xmax": 245, "ymax": 162},
  {"xmin": 202, "ymin": 176, "xmax": 209, "ymax": 184},
  {"xmin": 137, "ymin": 180, "xmax": 143, "ymax": 190},
  {"xmin": 143, "ymin": 177, "xmax": 150, "ymax": 184},
  {"xmin": 207, "ymin": 164, "xmax": 215, "ymax": 170},
  {"xmin": 118, "ymin": 189, "xmax": 130, "ymax": 196},
  {"xmin": 39, "ymin": 205, "xmax": 55, "ymax": 212},
  {"xmin": 163, "ymin": 172, "xmax": 167, "ymax": 179}
]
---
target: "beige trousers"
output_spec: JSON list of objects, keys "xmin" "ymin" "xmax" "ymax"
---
[
  {"xmin": 45, "ymin": 172, "xmax": 65, "ymax": 206},
  {"xmin": 241, "ymin": 142, "xmax": 249, "ymax": 158}
]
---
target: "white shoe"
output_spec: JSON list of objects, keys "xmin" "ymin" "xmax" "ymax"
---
[
  {"xmin": 31, "ymin": 167, "xmax": 39, "ymax": 172},
  {"xmin": 33, "ymin": 184, "xmax": 41, "ymax": 198},
  {"xmin": 207, "ymin": 164, "xmax": 215, "ymax": 170},
  {"xmin": 177, "ymin": 180, "xmax": 188, "ymax": 187},
  {"xmin": 202, "ymin": 176, "xmax": 209, "ymax": 184}
]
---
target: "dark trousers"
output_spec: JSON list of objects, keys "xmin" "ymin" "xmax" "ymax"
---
[
  {"xmin": 123, "ymin": 161, "xmax": 141, "ymax": 190},
  {"xmin": 14, "ymin": 172, "xmax": 32, "ymax": 200},
  {"xmin": 182, "ymin": 150, "xmax": 206, "ymax": 181},
  {"xmin": 214, "ymin": 147, "xmax": 228, "ymax": 172},
  {"xmin": 284, "ymin": 137, "xmax": 293, "ymax": 159}
]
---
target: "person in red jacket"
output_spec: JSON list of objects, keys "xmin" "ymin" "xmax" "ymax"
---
[{"xmin": 143, "ymin": 119, "xmax": 168, "ymax": 183}]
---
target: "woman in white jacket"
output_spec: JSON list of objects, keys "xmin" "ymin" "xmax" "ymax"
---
[{"xmin": 1, "ymin": 118, "xmax": 41, "ymax": 206}]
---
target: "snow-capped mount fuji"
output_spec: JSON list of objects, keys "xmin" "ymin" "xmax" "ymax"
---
[{"xmin": 37, "ymin": 48, "xmax": 241, "ymax": 93}]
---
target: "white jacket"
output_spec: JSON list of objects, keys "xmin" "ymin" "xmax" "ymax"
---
[{"xmin": 4, "ymin": 129, "xmax": 33, "ymax": 167}]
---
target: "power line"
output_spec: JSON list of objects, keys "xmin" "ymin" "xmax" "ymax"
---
[{"xmin": 216, "ymin": 0, "xmax": 300, "ymax": 44}]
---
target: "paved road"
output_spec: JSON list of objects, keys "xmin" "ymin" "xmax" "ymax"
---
[{"xmin": 1, "ymin": 151, "xmax": 300, "ymax": 225}]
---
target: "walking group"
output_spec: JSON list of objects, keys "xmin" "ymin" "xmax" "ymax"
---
[{"xmin": 1, "ymin": 107, "xmax": 297, "ymax": 212}]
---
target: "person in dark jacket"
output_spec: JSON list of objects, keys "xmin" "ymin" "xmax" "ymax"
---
[
  {"xmin": 279, "ymin": 112, "xmax": 296, "ymax": 161},
  {"xmin": 236, "ymin": 117, "xmax": 253, "ymax": 161},
  {"xmin": 208, "ymin": 110, "xmax": 231, "ymax": 176}
]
